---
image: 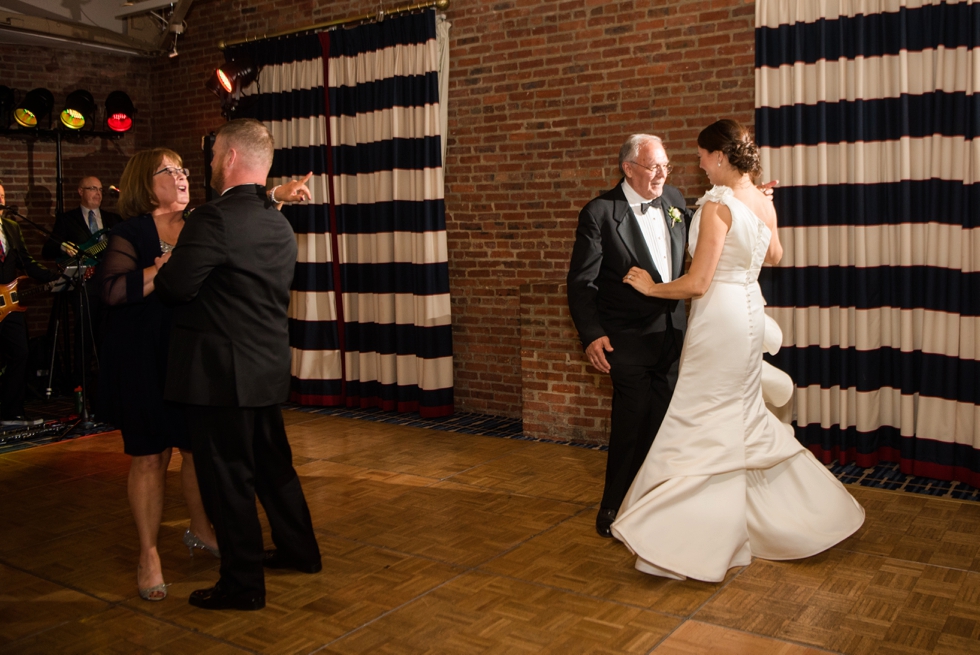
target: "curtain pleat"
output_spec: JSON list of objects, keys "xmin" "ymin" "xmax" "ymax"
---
[
  {"xmin": 326, "ymin": 10, "xmax": 453, "ymax": 417},
  {"xmin": 226, "ymin": 12, "xmax": 453, "ymax": 417},
  {"xmin": 756, "ymin": 0, "xmax": 980, "ymax": 483}
]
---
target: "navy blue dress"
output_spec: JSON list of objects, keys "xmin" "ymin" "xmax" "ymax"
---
[{"xmin": 99, "ymin": 214, "xmax": 189, "ymax": 456}]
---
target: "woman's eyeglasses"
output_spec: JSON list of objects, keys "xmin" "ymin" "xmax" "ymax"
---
[{"xmin": 153, "ymin": 166, "xmax": 190, "ymax": 178}]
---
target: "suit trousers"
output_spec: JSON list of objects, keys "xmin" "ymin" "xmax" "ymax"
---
[
  {"xmin": 186, "ymin": 404, "xmax": 320, "ymax": 596},
  {"xmin": 0, "ymin": 313, "xmax": 29, "ymax": 419},
  {"xmin": 601, "ymin": 324, "xmax": 682, "ymax": 512}
]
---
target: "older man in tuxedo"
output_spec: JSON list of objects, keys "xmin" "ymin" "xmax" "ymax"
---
[
  {"xmin": 155, "ymin": 119, "xmax": 319, "ymax": 611},
  {"xmin": 567, "ymin": 134, "xmax": 690, "ymax": 538}
]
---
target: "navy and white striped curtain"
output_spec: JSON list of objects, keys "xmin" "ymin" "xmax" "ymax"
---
[
  {"xmin": 229, "ymin": 9, "xmax": 453, "ymax": 417},
  {"xmin": 756, "ymin": 1, "xmax": 979, "ymax": 483}
]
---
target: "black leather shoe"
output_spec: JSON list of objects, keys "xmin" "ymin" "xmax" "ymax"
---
[
  {"xmin": 262, "ymin": 549, "xmax": 322, "ymax": 573},
  {"xmin": 188, "ymin": 584, "xmax": 265, "ymax": 611},
  {"xmin": 595, "ymin": 508, "xmax": 617, "ymax": 538}
]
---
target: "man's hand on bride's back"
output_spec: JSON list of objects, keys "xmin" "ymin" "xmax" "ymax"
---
[{"xmin": 586, "ymin": 336, "xmax": 613, "ymax": 374}]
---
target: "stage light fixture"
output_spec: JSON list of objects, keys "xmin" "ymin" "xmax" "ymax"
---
[
  {"xmin": 206, "ymin": 55, "xmax": 259, "ymax": 119},
  {"xmin": 216, "ymin": 57, "xmax": 257, "ymax": 94},
  {"xmin": 13, "ymin": 88, "xmax": 54, "ymax": 128},
  {"xmin": 105, "ymin": 91, "xmax": 135, "ymax": 133},
  {"xmin": 60, "ymin": 90, "xmax": 96, "ymax": 130}
]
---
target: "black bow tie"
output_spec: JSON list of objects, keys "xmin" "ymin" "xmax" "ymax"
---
[{"xmin": 640, "ymin": 198, "xmax": 661, "ymax": 214}]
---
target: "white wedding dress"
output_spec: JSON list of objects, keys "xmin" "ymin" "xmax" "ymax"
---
[{"xmin": 610, "ymin": 185, "xmax": 864, "ymax": 582}]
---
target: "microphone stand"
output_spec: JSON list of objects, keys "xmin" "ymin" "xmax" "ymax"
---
[{"xmin": 60, "ymin": 248, "xmax": 95, "ymax": 429}]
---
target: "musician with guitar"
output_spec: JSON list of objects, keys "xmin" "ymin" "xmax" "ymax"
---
[
  {"xmin": 0, "ymin": 182, "xmax": 59, "ymax": 426},
  {"xmin": 42, "ymin": 177, "xmax": 122, "ymax": 393}
]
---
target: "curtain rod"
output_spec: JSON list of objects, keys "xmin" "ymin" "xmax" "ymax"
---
[{"xmin": 220, "ymin": 0, "xmax": 449, "ymax": 49}]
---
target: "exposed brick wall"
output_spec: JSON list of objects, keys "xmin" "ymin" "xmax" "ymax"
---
[
  {"xmin": 521, "ymin": 281, "xmax": 613, "ymax": 445},
  {"xmin": 445, "ymin": 0, "xmax": 757, "ymax": 436},
  {"xmin": 2, "ymin": 0, "xmax": 758, "ymax": 440}
]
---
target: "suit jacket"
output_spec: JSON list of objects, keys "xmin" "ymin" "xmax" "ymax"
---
[
  {"xmin": 42, "ymin": 206, "xmax": 122, "ymax": 261},
  {"xmin": 154, "ymin": 185, "xmax": 297, "ymax": 407},
  {"xmin": 567, "ymin": 181, "xmax": 690, "ymax": 349},
  {"xmin": 0, "ymin": 217, "xmax": 58, "ymax": 285}
]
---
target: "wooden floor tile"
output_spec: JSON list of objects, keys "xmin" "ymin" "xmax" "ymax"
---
[
  {"xmin": 448, "ymin": 440, "xmax": 606, "ymax": 504},
  {"xmin": 322, "ymin": 480, "xmax": 582, "ymax": 566},
  {"xmin": 481, "ymin": 513, "xmax": 734, "ymax": 615},
  {"xmin": 4, "ymin": 605, "xmax": 247, "ymax": 654},
  {"xmin": 295, "ymin": 458, "xmax": 438, "ymax": 527},
  {"xmin": 840, "ymin": 488, "xmax": 980, "ymax": 572},
  {"xmin": 322, "ymin": 423, "xmax": 527, "ymax": 479},
  {"xmin": 652, "ymin": 621, "xmax": 834, "ymax": 654},
  {"xmin": 123, "ymin": 536, "xmax": 462, "ymax": 655},
  {"xmin": 695, "ymin": 549, "xmax": 980, "ymax": 654},
  {"xmin": 322, "ymin": 571, "xmax": 681, "ymax": 655},
  {"xmin": 0, "ymin": 563, "xmax": 109, "ymax": 647}
]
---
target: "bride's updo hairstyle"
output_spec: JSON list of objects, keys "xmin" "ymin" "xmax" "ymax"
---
[{"xmin": 697, "ymin": 119, "xmax": 762, "ymax": 178}]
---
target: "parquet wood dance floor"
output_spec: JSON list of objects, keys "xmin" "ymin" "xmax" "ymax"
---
[{"xmin": 2, "ymin": 410, "xmax": 979, "ymax": 654}]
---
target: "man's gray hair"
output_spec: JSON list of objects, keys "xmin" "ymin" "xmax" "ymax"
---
[{"xmin": 618, "ymin": 134, "xmax": 664, "ymax": 176}]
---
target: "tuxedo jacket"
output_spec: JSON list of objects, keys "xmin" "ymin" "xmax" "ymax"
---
[
  {"xmin": 0, "ymin": 218, "xmax": 58, "ymax": 285},
  {"xmin": 155, "ymin": 185, "xmax": 297, "ymax": 408},
  {"xmin": 567, "ymin": 181, "xmax": 690, "ymax": 349},
  {"xmin": 42, "ymin": 206, "xmax": 123, "ymax": 261}
]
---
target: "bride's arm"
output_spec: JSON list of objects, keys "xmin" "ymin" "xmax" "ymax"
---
[
  {"xmin": 764, "ymin": 208, "xmax": 783, "ymax": 265},
  {"xmin": 624, "ymin": 202, "xmax": 731, "ymax": 299}
]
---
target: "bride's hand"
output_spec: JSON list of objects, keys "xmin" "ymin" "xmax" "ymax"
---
[{"xmin": 623, "ymin": 267, "xmax": 655, "ymax": 295}]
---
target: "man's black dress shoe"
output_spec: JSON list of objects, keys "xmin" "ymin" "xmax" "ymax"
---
[
  {"xmin": 262, "ymin": 549, "xmax": 322, "ymax": 573},
  {"xmin": 188, "ymin": 584, "xmax": 265, "ymax": 611},
  {"xmin": 595, "ymin": 508, "xmax": 617, "ymax": 538}
]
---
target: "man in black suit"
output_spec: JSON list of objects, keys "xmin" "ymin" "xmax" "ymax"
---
[
  {"xmin": 42, "ymin": 176, "xmax": 122, "ymax": 395},
  {"xmin": 0, "ymin": 182, "xmax": 59, "ymax": 424},
  {"xmin": 567, "ymin": 135, "xmax": 690, "ymax": 538},
  {"xmin": 155, "ymin": 118, "xmax": 319, "ymax": 611}
]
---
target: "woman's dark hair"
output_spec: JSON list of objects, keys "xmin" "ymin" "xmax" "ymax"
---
[{"xmin": 697, "ymin": 119, "xmax": 762, "ymax": 178}]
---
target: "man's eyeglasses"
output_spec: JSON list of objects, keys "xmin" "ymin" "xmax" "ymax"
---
[
  {"xmin": 153, "ymin": 166, "xmax": 190, "ymax": 178},
  {"xmin": 80, "ymin": 186, "xmax": 104, "ymax": 193},
  {"xmin": 629, "ymin": 161, "xmax": 672, "ymax": 176}
]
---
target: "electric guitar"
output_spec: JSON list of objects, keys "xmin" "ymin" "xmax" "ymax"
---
[
  {"xmin": 0, "ymin": 276, "xmax": 54, "ymax": 324},
  {"xmin": 57, "ymin": 228, "xmax": 110, "ymax": 267}
]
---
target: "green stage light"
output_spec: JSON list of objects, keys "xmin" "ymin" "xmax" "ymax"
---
[
  {"xmin": 60, "ymin": 90, "xmax": 96, "ymax": 130},
  {"xmin": 13, "ymin": 88, "xmax": 54, "ymax": 128}
]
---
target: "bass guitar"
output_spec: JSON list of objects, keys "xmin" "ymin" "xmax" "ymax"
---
[
  {"xmin": 58, "ymin": 229, "xmax": 109, "ymax": 267},
  {"xmin": 0, "ymin": 276, "xmax": 54, "ymax": 324}
]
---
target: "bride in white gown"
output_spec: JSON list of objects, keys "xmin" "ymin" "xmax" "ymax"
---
[{"xmin": 611, "ymin": 120, "xmax": 864, "ymax": 582}]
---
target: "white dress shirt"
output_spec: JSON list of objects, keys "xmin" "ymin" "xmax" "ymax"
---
[{"xmin": 621, "ymin": 181, "xmax": 672, "ymax": 282}]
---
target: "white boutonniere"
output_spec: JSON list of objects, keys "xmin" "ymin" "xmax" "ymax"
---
[{"xmin": 668, "ymin": 206, "xmax": 683, "ymax": 227}]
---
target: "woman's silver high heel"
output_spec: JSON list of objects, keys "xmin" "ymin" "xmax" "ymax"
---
[{"xmin": 183, "ymin": 529, "xmax": 220, "ymax": 558}]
